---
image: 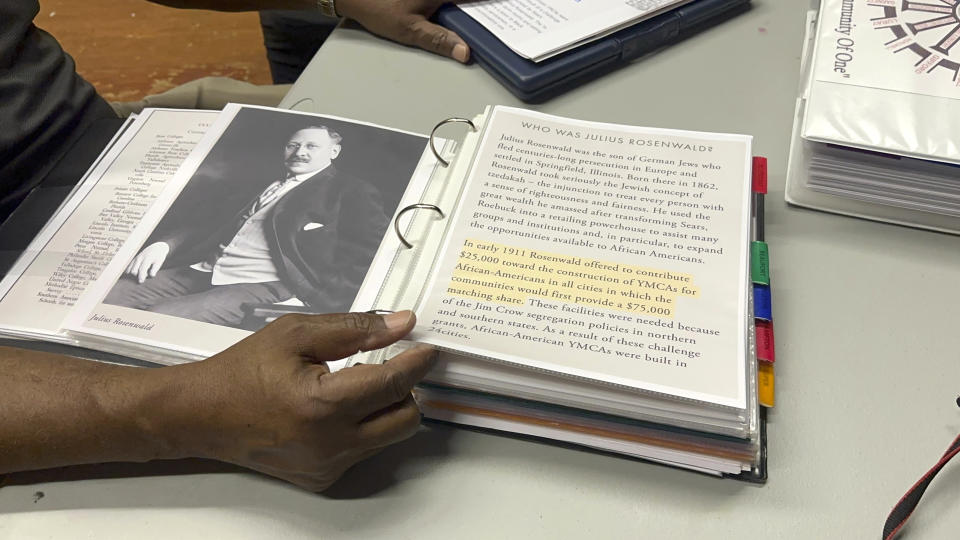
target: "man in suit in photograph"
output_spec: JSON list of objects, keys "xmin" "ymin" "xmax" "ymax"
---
[{"xmin": 105, "ymin": 125, "xmax": 388, "ymax": 328}]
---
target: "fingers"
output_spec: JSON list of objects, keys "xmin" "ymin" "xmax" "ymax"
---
[
  {"xmin": 324, "ymin": 446, "xmax": 387, "ymax": 490},
  {"xmin": 353, "ymin": 445, "xmax": 386, "ymax": 464},
  {"xmin": 292, "ymin": 446, "xmax": 387, "ymax": 493},
  {"xmin": 277, "ymin": 311, "xmax": 417, "ymax": 362},
  {"xmin": 324, "ymin": 345, "xmax": 436, "ymax": 419},
  {"xmin": 126, "ymin": 255, "xmax": 140, "ymax": 277},
  {"xmin": 356, "ymin": 394, "xmax": 422, "ymax": 448},
  {"xmin": 147, "ymin": 257, "xmax": 162, "ymax": 279},
  {"xmin": 137, "ymin": 259, "xmax": 151, "ymax": 283},
  {"xmin": 403, "ymin": 18, "xmax": 470, "ymax": 63},
  {"xmin": 337, "ymin": 0, "xmax": 469, "ymax": 62},
  {"xmin": 297, "ymin": 397, "xmax": 422, "ymax": 492}
]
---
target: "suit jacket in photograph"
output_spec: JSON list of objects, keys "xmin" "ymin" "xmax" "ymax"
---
[{"xmin": 155, "ymin": 165, "xmax": 388, "ymax": 313}]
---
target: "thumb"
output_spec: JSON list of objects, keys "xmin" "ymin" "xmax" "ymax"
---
[
  {"xmin": 275, "ymin": 311, "xmax": 417, "ymax": 363},
  {"xmin": 404, "ymin": 18, "xmax": 470, "ymax": 63}
]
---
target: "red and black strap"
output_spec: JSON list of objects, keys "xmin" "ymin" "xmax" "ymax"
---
[{"xmin": 882, "ymin": 399, "xmax": 960, "ymax": 540}]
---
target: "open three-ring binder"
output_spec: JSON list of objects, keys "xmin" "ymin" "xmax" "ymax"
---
[
  {"xmin": 0, "ymin": 104, "xmax": 774, "ymax": 480},
  {"xmin": 352, "ymin": 106, "xmax": 774, "ymax": 481}
]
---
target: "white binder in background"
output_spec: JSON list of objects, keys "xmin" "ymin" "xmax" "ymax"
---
[{"xmin": 786, "ymin": 3, "xmax": 960, "ymax": 235}]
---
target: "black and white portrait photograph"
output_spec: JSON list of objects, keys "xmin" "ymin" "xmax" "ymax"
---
[{"xmin": 104, "ymin": 107, "xmax": 427, "ymax": 331}]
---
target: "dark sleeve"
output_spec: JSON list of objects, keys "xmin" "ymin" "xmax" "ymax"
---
[{"xmin": 0, "ymin": 2, "xmax": 117, "ymax": 215}]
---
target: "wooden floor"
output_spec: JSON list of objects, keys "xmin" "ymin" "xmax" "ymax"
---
[{"xmin": 36, "ymin": 0, "xmax": 273, "ymax": 102}]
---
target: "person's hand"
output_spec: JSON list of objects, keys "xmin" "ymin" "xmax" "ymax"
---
[
  {"xmin": 163, "ymin": 311, "xmax": 435, "ymax": 492},
  {"xmin": 125, "ymin": 241, "xmax": 170, "ymax": 283},
  {"xmin": 337, "ymin": 0, "xmax": 470, "ymax": 63}
]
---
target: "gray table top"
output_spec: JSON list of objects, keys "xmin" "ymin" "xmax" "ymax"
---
[{"xmin": 4, "ymin": 1, "xmax": 960, "ymax": 538}]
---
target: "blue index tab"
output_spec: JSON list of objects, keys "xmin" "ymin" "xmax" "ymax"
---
[{"xmin": 753, "ymin": 284, "xmax": 772, "ymax": 321}]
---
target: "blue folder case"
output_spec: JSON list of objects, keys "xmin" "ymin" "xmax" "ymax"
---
[{"xmin": 435, "ymin": 0, "xmax": 751, "ymax": 102}]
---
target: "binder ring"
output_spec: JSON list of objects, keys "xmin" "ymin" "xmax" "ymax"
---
[
  {"xmin": 430, "ymin": 117, "xmax": 477, "ymax": 167},
  {"xmin": 394, "ymin": 203, "xmax": 445, "ymax": 249}
]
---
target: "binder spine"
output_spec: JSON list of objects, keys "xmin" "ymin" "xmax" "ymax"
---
[
  {"xmin": 363, "ymin": 115, "xmax": 485, "ymax": 340},
  {"xmin": 386, "ymin": 117, "xmax": 482, "ymax": 250}
]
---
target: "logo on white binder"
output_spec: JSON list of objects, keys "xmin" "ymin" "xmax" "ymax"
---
[{"xmin": 870, "ymin": 0, "xmax": 960, "ymax": 83}]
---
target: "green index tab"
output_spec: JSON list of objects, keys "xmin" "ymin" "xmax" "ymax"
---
[{"xmin": 751, "ymin": 241, "xmax": 770, "ymax": 285}]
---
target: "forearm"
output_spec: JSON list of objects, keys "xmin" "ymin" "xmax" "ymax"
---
[
  {"xmin": 0, "ymin": 348, "xmax": 209, "ymax": 474},
  {"xmin": 0, "ymin": 313, "xmax": 434, "ymax": 492},
  {"xmin": 147, "ymin": 0, "xmax": 316, "ymax": 12}
]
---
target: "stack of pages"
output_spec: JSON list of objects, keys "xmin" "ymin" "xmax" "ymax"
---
[
  {"xmin": 0, "ymin": 104, "xmax": 769, "ymax": 480},
  {"xmin": 786, "ymin": 0, "xmax": 960, "ymax": 234}
]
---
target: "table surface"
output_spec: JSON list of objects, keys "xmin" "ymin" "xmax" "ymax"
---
[{"xmin": 4, "ymin": 1, "xmax": 960, "ymax": 538}]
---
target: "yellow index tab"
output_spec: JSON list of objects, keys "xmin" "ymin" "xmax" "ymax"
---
[{"xmin": 758, "ymin": 362, "xmax": 775, "ymax": 407}]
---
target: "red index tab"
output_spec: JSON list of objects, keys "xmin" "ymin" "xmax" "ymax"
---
[
  {"xmin": 756, "ymin": 319, "xmax": 775, "ymax": 363},
  {"xmin": 752, "ymin": 156, "xmax": 768, "ymax": 194}
]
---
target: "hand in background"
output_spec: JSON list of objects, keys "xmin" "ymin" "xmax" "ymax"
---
[
  {"xmin": 338, "ymin": 0, "xmax": 470, "ymax": 63},
  {"xmin": 125, "ymin": 241, "xmax": 170, "ymax": 283},
  {"xmin": 170, "ymin": 310, "xmax": 435, "ymax": 492}
]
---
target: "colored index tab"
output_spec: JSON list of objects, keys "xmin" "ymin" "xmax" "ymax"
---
[
  {"xmin": 756, "ymin": 319, "xmax": 775, "ymax": 363},
  {"xmin": 753, "ymin": 284, "xmax": 772, "ymax": 321},
  {"xmin": 751, "ymin": 241, "xmax": 770, "ymax": 285},
  {"xmin": 758, "ymin": 362, "xmax": 775, "ymax": 407},
  {"xmin": 752, "ymin": 156, "xmax": 768, "ymax": 194}
]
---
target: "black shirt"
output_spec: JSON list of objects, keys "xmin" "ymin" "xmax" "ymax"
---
[{"xmin": 0, "ymin": 0, "xmax": 117, "ymax": 217}]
